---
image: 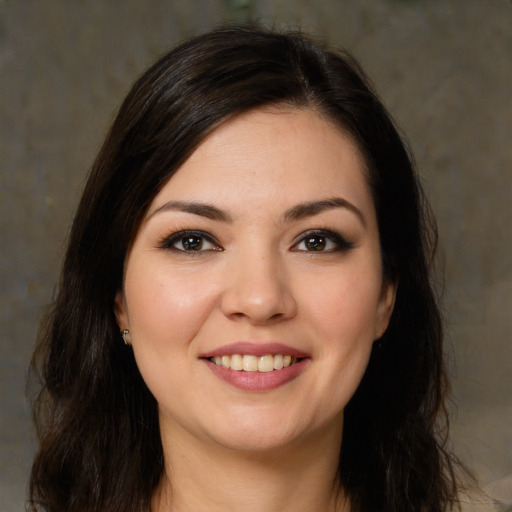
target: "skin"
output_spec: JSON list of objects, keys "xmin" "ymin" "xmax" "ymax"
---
[{"xmin": 115, "ymin": 107, "xmax": 395, "ymax": 512}]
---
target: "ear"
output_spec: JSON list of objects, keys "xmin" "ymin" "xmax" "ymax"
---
[
  {"xmin": 114, "ymin": 290, "xmax": 129, "ymax": 331},
  {"xmin": 375, "ymin": 280, "xmax": 396, "ymax": 340}
]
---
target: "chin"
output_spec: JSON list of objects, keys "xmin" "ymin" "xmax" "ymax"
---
[
  {"xmin": 212, "ymin": 428, "xmax": 302, "ymax": 454},
  {"xmin": 202, "ymin": 408, "xmax": 341, "ymax": 455}
]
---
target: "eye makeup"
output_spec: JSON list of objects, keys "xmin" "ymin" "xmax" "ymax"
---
[
  {"xmin": 157, "ymin": 229, "xmax": 222, "ymax": 253},
  {"xmin": 291, "ymin": 228, "xmax": 356, "ymax": 253}
]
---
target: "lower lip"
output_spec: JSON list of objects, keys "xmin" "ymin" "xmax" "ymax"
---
[{"xmin": 203, "ymin": 358, "xmax": 310, "ymax": 391}]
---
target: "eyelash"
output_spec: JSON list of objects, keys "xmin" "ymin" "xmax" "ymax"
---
[
  {"xmin": 291, "ymin": 229, "xmax": 355, "ymax": 253},
  {"xmin": 157, "ymin": 230, "xmax": 222, "ymax": 254},
  {"xmin": 157, "ymin": 229, "xmax": 355, "ymax": 254}
]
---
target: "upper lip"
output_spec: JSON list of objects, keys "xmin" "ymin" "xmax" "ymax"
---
[{"xmin": 199, "ymin": 342, "xmax": 310, "ymax": 359}]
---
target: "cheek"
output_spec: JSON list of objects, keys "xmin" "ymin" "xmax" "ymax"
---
[
  {"xmin": 304, "ymin": 268, "xmax": 383, "ymax": 343},
  {"xmin": 301, "ymin": 265, "xmax": 381, "ymax": 386},
  {"xmin": 124, "ymin": 264, "xmax": 221, "ymax": 412},
  {"xmin": 124, "ymin": 261, "xmax": 220, "ymax": 351}
]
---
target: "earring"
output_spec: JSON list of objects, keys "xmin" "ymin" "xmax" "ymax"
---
[{"xmin": 122, "ymin": 329, "xmax": 130, "ymax": 346}]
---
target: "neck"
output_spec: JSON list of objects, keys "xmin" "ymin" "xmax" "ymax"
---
[{"xmin": 153, "ymin": 414, "xmax": 348, "ymax": 512}]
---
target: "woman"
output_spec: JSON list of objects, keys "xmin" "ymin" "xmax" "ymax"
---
[{"xmin": 29, "ymin": 24, "xmax": 468, "ymax": 512}]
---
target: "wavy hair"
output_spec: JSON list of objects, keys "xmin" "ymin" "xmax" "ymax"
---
[{"xmin": 29, "ymin": 24, "xmax": 464, "ymax": 512}]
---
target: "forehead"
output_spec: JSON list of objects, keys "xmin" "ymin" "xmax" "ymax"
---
[{"xmin": 150, "ymin": 107, "xmax": 373, "ymax": 219}]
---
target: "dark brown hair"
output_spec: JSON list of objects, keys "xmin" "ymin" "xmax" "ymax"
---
[{"xmin": 29, "ymin": 24, "xmax": 463, "ymax": 512}]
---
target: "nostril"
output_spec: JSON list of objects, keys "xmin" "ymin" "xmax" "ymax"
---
[{"xmin": 220, "ymin": 270, "xmax": 298, "ymax": 323}]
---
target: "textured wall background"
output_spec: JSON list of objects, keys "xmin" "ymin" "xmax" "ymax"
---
[{"xmin": 1, "ymin": 1, "xmax": 511, "ymax": 510}]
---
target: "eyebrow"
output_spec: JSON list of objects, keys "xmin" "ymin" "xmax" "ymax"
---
[
  {"xmin": 148, "ymin": 197, "xmax": 365, "ymax": 226},
  {"xmin": 284, "ymin": 197, "xmax": 366, "ymax": 227},
  {"xmin": 148, "ymin": 200, "xmax": 233, "ymax": 222}
]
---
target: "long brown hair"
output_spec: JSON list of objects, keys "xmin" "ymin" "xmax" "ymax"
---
[{"xmin": 29, "ymin": 24, "xmax": 464, "ymax": 512}]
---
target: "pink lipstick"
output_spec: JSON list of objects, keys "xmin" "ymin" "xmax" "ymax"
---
[
  {"xmin": 200, "ymin": 342, "xmax": 310, "ymax": 391},
  {"xmin": 199, "ymin": 342, "xmax": 309, "ymax": 359}
]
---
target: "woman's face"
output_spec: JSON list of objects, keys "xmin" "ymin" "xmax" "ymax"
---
[{"xmin": 116, "ymin": 107, "xmax": 395, "ymax": 453}]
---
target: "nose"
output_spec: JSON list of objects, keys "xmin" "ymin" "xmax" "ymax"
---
[{"xmin": 220, "ymin": 250, "xmax": 297, "ymax": 325}]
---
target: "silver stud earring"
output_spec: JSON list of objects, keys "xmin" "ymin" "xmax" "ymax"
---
[{"xmin": 122, "ymin": 329, "xmax": 130, "ymax": 346}]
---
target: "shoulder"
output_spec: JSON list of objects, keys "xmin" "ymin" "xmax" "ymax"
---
[
  {"xmin": 461, "ymin": 472, "xmax": 512, "ymax": 511},
  {"xmin": 458, "ymin": 491, "xmax": 496, "ymax": 512}
]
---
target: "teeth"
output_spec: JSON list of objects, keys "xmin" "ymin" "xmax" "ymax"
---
[
  {"xmin": 242, "ymin": 355, "xmax": 258, "ymax": 372},
  {"xmin": 210, "ymin": 354, "xmax": 301, "ymax": 372},
  {"xmin": 273, "ymin": 354, "xmax": 284, "ymax": 370},
  {"xmin": 258, "ymin": 355, "xmax": 274, "ymax": 373},
  {"xmin": 230, "ymin": 354, "xmax": 243, "ymax": 371}
]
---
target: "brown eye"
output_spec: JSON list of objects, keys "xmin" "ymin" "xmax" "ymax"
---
[
  {"xmin": 292, "ymin": 229, "xmax": 355, "ymax": 253},
  {"xmin": 181, "ymin": 235, "xmax": 203, "ymax": 251},
  {"xmin": 304, "ymin": 235, "xmax": 326, "ymax": 251},
  {"xmin": 159, "ymin": 230, "xmax": 221, "ymax": 253}
]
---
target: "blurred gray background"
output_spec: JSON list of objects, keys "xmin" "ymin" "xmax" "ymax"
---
[{"xmin": 1, "ymin": 0, "xmax": 511, "ymax": 510}]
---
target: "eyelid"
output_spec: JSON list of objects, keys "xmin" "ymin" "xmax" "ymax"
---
[
  {"xmin": 290, "ymin": 228, "xmax": 355, "ymax": 252},
  {"xmin": 157, "ymin": 229, "xmax": 222, "ymax": 252}
]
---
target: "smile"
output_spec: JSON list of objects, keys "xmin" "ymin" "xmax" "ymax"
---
[
  {"xmin": 209, "ymin": 354, "xmax": 300, "ymax": 372},
  {"xmin": 201, "ymin": 343, "xmax": 310, "ymax": 391}
]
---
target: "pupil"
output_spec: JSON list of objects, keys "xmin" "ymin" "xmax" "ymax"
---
[
  {"xmin": 183, "ymin": 236, "xmax": 202, "ymax": 250},
  {"xmin": 306, "ymin": 236, "xmax": 325, "ymax": 251}
]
